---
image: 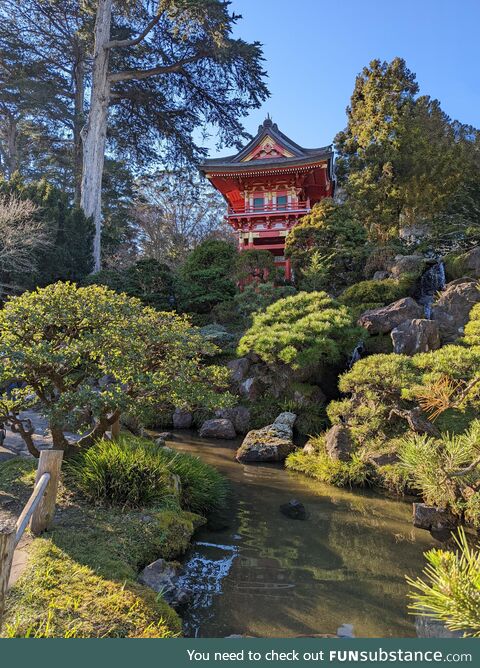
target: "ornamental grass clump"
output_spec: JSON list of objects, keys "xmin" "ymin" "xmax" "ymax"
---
[
  {"xmin": 68, "ymin": 435, "xmax": 228, "ymax": 515},
  {"xmin": 407, "ymin": 528, "xmax": 480, "ymax": 637}
]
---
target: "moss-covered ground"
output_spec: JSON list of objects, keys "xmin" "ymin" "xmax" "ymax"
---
[{"xmin": 0, "ymin": 457, "xmax": 203, "ymax": 638}]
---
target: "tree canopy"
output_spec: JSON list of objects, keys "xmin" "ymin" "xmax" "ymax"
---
[{"xmin": 0, "ymin": 282, "xmax": 231, "ymax": 457}]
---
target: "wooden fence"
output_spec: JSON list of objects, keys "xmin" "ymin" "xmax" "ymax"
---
[{"xmin": 0, "ymin": 449, "xmax": 63, "ymax": 626}]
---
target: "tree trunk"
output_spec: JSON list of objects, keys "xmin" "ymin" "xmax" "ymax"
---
[
  {"xmin": 80, "ymin": 0, "xmax": 112, "ymax": 273},
  {"xmin": 5, "ymin": 116, "xmax": 19, "ymax": 178},
  {"xmin": 73, "ymin": 39, "xmax": 86, "ymax": 206}
]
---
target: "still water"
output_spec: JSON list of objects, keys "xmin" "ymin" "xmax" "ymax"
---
[{"xmin": 167, "ymin": 432, "xmax": 436, "ymax": 638}]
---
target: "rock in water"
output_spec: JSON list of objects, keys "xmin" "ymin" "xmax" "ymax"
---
[
  {"xmin": 215, "ymin": 406, "xmax": 251, "ymax": 434},
  {"xmin": 138, "ymin": 558, "xmax": 192, "ymax": 609},
  {"xmin": 358, "ymin": 297, "xmax": 424, "ymax": 335},
  {"xmin": 391, "ymin": 318, "xmax": 441, "ymax": 355},
  {"xmin": 413, "ymin": 503, "xmax": 456, "ymax": 531},
  {"xmin": 236, "ymin": 411, "xmax": 296, "ymax": 463},
  {"xmin": 431, "ymin": 278, "xmax": 480, "ymax": 343},
  {"xmin": 280, "ymin": 499, "xmax": 307, "ymax": 520},
  {"xmin": 325, "ymin": 425, "xmax": 353, "ymax": 462},
  {"xmin": 172, "ymin": 408, "xmax": 193, "ymax": 429},
  {"xmin": 199, "ymin": 418, "xmax": 236, "ymax": 440}
]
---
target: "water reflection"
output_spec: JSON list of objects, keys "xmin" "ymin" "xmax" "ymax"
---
[{"xmin": 165, "ymin": 432, "xmax": 436, "ymax": 638}]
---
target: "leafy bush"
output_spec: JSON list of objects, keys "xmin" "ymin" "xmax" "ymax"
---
[
  {"xmin": 234, "ymin": 281, "xmax": 296, "ymax": 319},
  {"xmin": 285, "ymin": 198, "xmax": 368, "ymax": 293},
  {"xmin": 68, "ymin": 436, "xmax": 228, "ymax": 515},
  {"xmin": 398, "ymin": 421, "xmax": 480, "ymax": 525},
  {"xmin": 234, "ymin": 248, "xmax": 277, "ymax": 284},
  {"xmin": 464, "ymin": 303, "xmax": 480, "ymax": 348},
  {"xmin": 339, "ymin": 275, "xmax": 415, "ymax": 311},
  {"xmin": 238, "ymin": 291, "xmax": 362, "ymax": 371},
  {"xmin": 407, "ymin": 528, "xmax": 480, "ymax": 638},
  {"xmin": 178, "ymin": 239, "xmax": 237, "ymax": 314},
  {"xmin": 87, "ymin": 258, "xmax": 176, "ymax": 311}
]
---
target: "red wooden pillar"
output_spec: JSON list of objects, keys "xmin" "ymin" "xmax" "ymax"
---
[{"xmin": 285, "ymin": 258, "xmax": 292, "ymax": 281}]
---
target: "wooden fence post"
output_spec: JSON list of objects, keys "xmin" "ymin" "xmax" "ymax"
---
[
  {"xmin": 0, "ymin": 528, "xmax": 16, "ymax": 628},
  {"xmin": 111, "ymin": 417, "xmax": 121, "ymax": 441},
  {"xmin": 29, "ymin": 449, "xmax": 63, "ymax": 536}
]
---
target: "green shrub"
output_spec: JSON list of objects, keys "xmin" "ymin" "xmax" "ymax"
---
[
  {"xmin": 407, "ymin": 528, "xmax": 480, "ymax": 637},
  {"xmin": 376, "ymin": 463, "xmax": 411, "ymax": 495},
  {"xmin": 238, "ymin": 291, "xmax": 362, "ymax": 371},
  {"xmin": 398, "ymin": 421, "xmax": 480, "ymax": 525},
  {"xmin": 234, "ymin": 282, "xmax": 296, "ymax": 319},
  {"xmin": 285, "ymin": 198, "xmax": 368, "ymax": 293},
  {"xmin": 86, "ymin": 258, "xmax": 176, "ymax": 311},
  {"xmin": 464, "ymin": 303, "xmax": 480, "ymax": 348},
  {"xmin": 339, "ymin": 275, "xmax": 415, "ymax": 310},
  {"xmin": 286, "ymin": 447, "xmax": 376, "ymax": 488},
  {"xmin": 68, "ymin": 436, "xmax": 228, "ymax": 515}
]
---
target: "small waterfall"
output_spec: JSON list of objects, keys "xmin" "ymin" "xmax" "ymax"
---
[
  {"xmin": 348, "ymin": 340, "xmax": 365, "ymax": 368},
  {"xmin": 417, "ymin": 261, "xmax": 446, "ymax": 319}
]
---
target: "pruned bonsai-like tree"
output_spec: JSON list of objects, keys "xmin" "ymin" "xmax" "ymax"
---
[{"xmin": 0, "ymin": 281, "xmax": 231, "ymax": 457}]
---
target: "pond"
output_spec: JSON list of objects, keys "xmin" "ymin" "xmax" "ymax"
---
[{"xmin": 165, "ymin": 431, "xmax": 437, "ymax": 638}]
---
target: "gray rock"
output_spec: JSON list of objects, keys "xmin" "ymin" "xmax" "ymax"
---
[
  {"xmin": 413, "ymin": 503, "xmax": 456, "ymax": 531},
  {"xmin": 280, "ymin": 499, "xmax": 307, "ymax": 520},
  {"xmin": 236, "ymin": 411, "xmax": 297, "ymax": 463},
  {"xmin": 431, "ymin": 278, "xmax": 480, "ymax": 343},
  {"xmin": 138, "ymin": 558, "xmax": 192, "ymax": 609},
  {"xmin": 227, "ymin": 357, "xmax": 251, "ymax": 384},
  {"xmin": 373, "ymin": 270, "xmax": 390, "ymax": 280},
  {"xmin": 199, "ymin": 324, "xmax": 235, "ymax": 348},
  {"xmin": 325, "ymin": 425, "xmax": 354, "ymax": 462},
  {"xmin": 157, "ymin": 431, "xmax": 174, "ymax": 440},
  {"xmin": 215, "ymin": 406, "xmax": 251, "ymax": 434},
  {"xmin": 452, "ymin": 246, "xmax": 480, "ymax": 279},
  {"xmin": 415, "ymin": 615, "xmax": 463, "ymax": 638},
  {"xmin": 303, "ymin": 442, "xmax": 316, "ymax": 455},
  {"xmin": 388, "ymin": 254, "xmax": 426, "ymax": 279},
  {"xmin": 391, "ymin": 319, "xmax": 441, "ymax": 355},
  {"xmin": 358, "ymin": 297, "xmax": 424, "ymax": 335},
  {"xmin": 239, "ymin": 376, "xmax": 263, "ymax": 400},
  {"xmin": 172, "ymin": 408, "xmax": 193, "ymax": 429},
  {"xmin": 154, "ymin": 437, "xmax": 166, "ymax": 447},
  {"xmin": 199, "ymin": 418, "xmax": 236, "ymax": 440}
]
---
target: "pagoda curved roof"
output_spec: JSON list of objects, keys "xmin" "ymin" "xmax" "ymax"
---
[{"xmin": 199, "ymin": 117, "xmax": 333, "ymax": 173}]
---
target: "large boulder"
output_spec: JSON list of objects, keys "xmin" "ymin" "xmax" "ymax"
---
[
  {"xmin": 226, "ymin": 357, "xmax": 251, "ymax": 384},
  {"xmin": 215, "ymin": 406, "xmax": 251, "ymax": 434},
  {"xmin": 199, "ymin": 418, "xmax": 236, "ymax": 440},
  {"xmin": 358, "ymin": 297, "xmax": 424, "ymax": 335},
  {"xmin": 325, "ymin": 425, "xmax": 354, "ymax": 462},
  {"xmin": 449, "ymin": 246, "xmax": 480, "ymax": 280},
  {"xmin": 172, "ymin": 408, "xmax": 193, "ymax": 429},
  {"xmin": 236, "ymin": 412, "xmax": 296, "ymax": 463},
  {"xmin": 431, "ymin": 278, "xmax": 480, "ymax": 343},
  {"xmin": 388, "ymin": 254, "xmax": 426, "ymax": 279},
  {"xmin": 391, "ymin": 319, "xmax": 441, "ymax": 355}
]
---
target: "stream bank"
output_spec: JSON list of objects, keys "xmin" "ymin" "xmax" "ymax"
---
[{"xmin": 163, "ymin": 431, "xmax": 437, "ymax": 638}]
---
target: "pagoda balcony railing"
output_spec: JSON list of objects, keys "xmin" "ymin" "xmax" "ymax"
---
[{"xmin": 227, "ymin": 200, "xmax": 311, "ymax": 216}]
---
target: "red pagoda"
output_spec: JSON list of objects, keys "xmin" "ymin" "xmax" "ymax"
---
[{"xmin": 200, "ymin": 117, "xmax": 334, "ymax": 280}]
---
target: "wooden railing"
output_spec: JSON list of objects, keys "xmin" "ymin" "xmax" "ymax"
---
[
  {"xmin": 0, "ymin": 449, "xmax": 63, "ymax": 625},
  {"xmin": 228, "ymin": 200, "xmax": 311, "ymax": 216}
]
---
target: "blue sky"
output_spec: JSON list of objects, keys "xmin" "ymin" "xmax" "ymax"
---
[{"xmin": 205, "ymin": 0, "xmax": 480, "ymax": 156}]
